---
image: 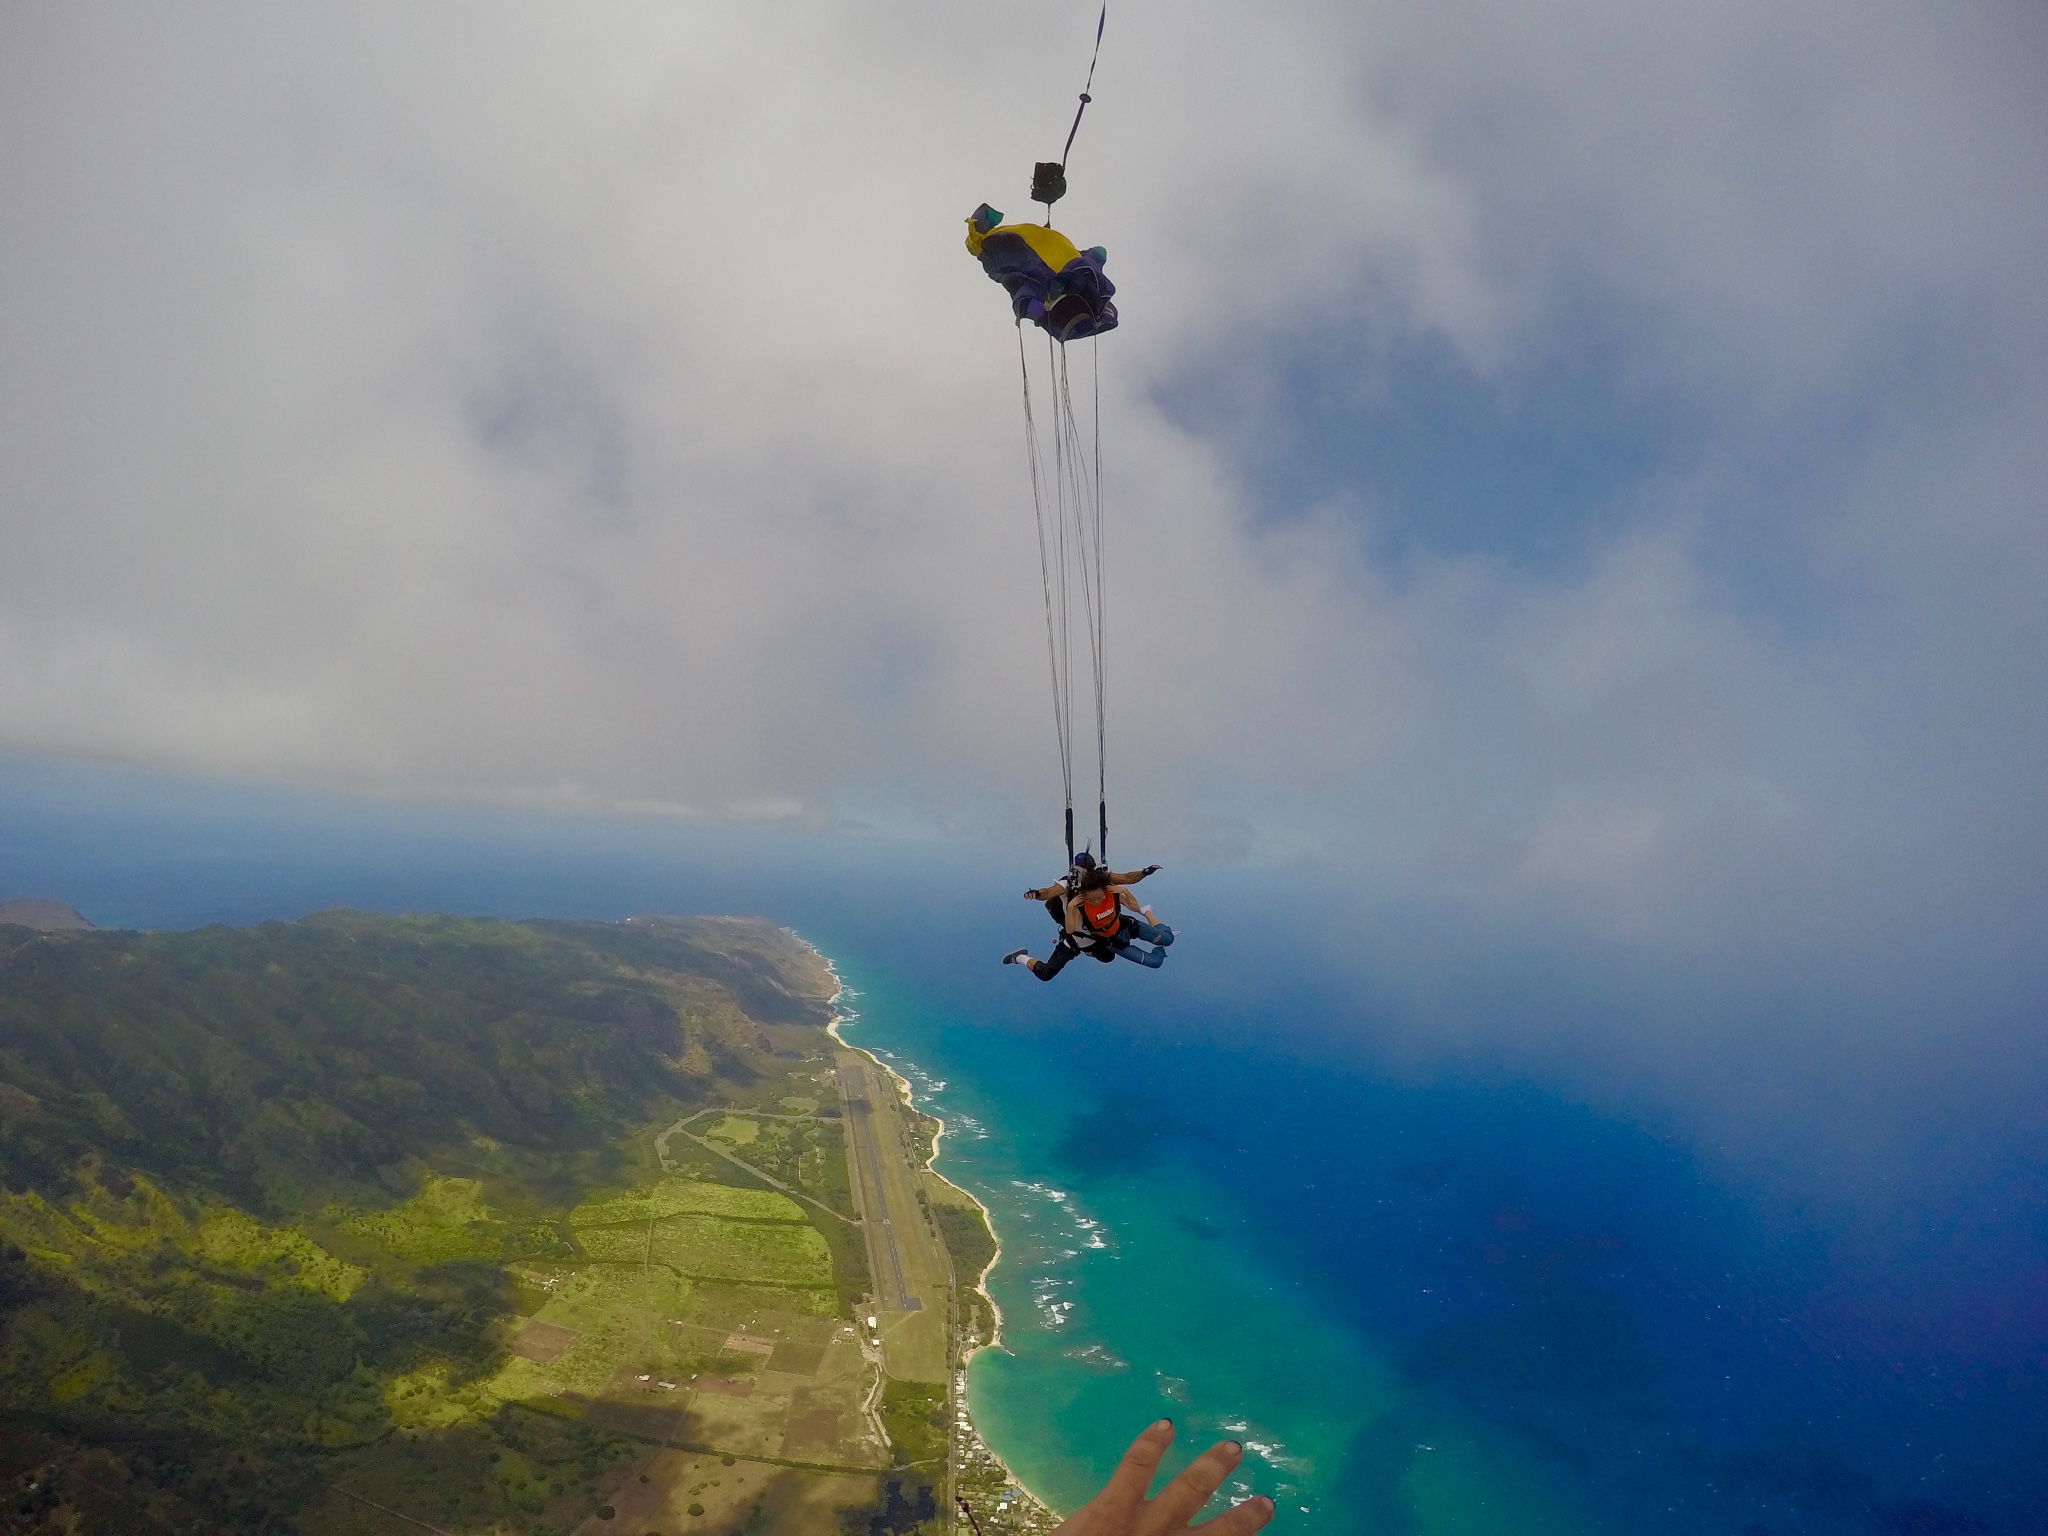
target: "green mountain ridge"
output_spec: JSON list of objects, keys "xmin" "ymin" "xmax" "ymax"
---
[{"xmin": 1, "ymin": 911, "xmax": 835, "ymax": 1214}]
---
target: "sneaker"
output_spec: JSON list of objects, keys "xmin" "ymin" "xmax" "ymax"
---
[{"xmin": 1001, "ymin": 948, "xmax": 1030, "ymax": 966}]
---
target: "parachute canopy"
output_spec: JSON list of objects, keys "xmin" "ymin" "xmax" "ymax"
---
[{"xmin": 966, "ymin": 204, "xmax": 1118, "ymax": 341}]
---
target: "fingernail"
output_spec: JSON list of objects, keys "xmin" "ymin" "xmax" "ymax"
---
[
  {"xmin": 1256, "ymin": 1497, "xmax": 1274, "ymax": 1514},
  {"xmin": 1226, "ymin": 1440, "xmax": 1243, "ymax": 1456},
  {"xmin": 1153, "ymin": 1417, "xmax": 1173, "ymax": 1431}
]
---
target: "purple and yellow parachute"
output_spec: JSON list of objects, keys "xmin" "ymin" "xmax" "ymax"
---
[{"xmin": 965, "ymin": 204, "xmax": 1117, "ymax": 341}]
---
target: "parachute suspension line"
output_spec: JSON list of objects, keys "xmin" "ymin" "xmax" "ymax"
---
[
  {"xmin": 1093, "ymin": 341, "xmax": 1106, "ymax": 864},
  {"xmin": 1051, "ymin": 339, "xmax": 1108, "ymax": 866},
  {"xmin": 1018, "ymin": 322, "xmax": 1074, "ymax": 863},
  {"xmin": 1050, "ymin": 332, "xmax": 1079, "ymax": 859}
]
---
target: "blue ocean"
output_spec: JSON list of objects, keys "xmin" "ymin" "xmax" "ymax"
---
[{"xmin": 4, "ymin": 756, "xmax": 2043, "ymax": 1535}]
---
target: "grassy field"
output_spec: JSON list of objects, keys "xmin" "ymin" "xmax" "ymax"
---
[
  {"xmin": 648, "ymin": 1216, "xmax": 833, "ymax": 1286},
  {"xmin": 570, "ymin": 1178, "xmax": 808, "ymax": 1226}
]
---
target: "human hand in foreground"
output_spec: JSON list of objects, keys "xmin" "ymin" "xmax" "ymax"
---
[{"xmin": 1051, "ymin": 1421, "xmax": 1273, "ymax": 1536}]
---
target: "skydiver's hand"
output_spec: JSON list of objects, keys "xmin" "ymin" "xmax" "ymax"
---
[
  {"xmin": 1049, "ymin": 1421, "xmax": 1272, "ymax": 1536},
  {"xmin": 1143, "ymin": 865, "xmax": 1161, "ymax": 877}
]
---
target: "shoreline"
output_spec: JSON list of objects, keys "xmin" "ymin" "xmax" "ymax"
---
[{"xmin": 800, "ymin": 935, "xmax": 1061, "ymax": 1526}]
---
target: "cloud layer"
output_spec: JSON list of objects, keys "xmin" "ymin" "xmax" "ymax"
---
[{"xmin": 2, "ymin": 0, "xmax": 2043, "ymax": 961}]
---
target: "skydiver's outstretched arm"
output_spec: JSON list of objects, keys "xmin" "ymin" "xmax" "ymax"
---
[
  {"xmin": 1110, "ymin": 865, "xmax": 1161, "ymax": 886},
  {"xmin": 1047, "ymin": 1422, "xmax": 1272, "ymax": 1536}
]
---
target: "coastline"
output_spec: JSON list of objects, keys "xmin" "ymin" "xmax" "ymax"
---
[{"xmin": 800, "ymin": 934, "xmax": 1062, "ymax": 1527}]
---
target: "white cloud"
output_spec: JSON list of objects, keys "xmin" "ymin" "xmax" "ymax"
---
[{"xmin": 0, "ymin": 0, "xmax": 2042, "ymax": 962}]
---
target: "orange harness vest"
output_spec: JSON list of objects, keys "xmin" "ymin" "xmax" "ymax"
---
[{"xmin": 1077, "ymin": 887, "xmax": 1122, "ymax": 938}]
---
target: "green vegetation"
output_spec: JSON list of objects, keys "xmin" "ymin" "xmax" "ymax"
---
[
  {"xmin": 646, "ymin": 1215, "xmax": 831, "ymax": 1285},
  {"xmin": 932, "ymin": 1204, "xmax": 996, "ymax": 1289},
  {"xmin": 571, "ymin": 1178, "xmax": 805, "ymax": 1227},
  {"xmin": 932, "ymin": 1200, "xmax": 1001, "ymax": 1352},
  {"xmin": 816, "ymin": 1200, "xmax": 875, "ymax": 1312},
  {"xmin": 336, "ymin": 1174, "xmax": 521, "ymax": 1263},
  {"xmin": 0, "ymin": 911, "xmax": 892, "ymax": 1534},
  {"xmin": 879, "ymin": 1381, "xmax": 947, "ymax": 1468},
  {"xmin": 683, "ymin": 1114, "xmax": 861, "ymax": 1224}
]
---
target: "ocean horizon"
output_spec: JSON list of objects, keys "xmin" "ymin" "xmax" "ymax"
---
[{"xmin": 4, "ymin": 757, "xmax": 2044, "ymax": 1534}]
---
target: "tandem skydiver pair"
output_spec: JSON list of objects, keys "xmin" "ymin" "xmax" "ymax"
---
[
  {"xmin": 972, "ymin": 4, "xmax": 1170, "ymax": 988},
  {"xmin": 1003, "ymin": 854, "xmax": 1173, "ymax": 982}
]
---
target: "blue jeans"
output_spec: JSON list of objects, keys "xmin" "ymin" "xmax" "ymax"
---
[{"xmin": 1114, "ymin": 914, "xmax": 1174, "ymax": 968}]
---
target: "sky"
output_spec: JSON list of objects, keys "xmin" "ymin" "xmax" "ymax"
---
[{"xmin": 1, "ymin": 0, "xmax": 2045, "ymax": 992}]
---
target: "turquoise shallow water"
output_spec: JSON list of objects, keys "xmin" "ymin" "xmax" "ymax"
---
[{"xmin": 5, "ymin": 757, "xmax": 2044, "ymax": 1535}]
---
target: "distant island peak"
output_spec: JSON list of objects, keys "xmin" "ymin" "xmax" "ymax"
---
[{"xmin": 0, "ymin": 896, "xmax": 93, "ymax": 931}]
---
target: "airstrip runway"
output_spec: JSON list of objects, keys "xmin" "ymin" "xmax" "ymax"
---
[
  {"xmin": 836, "ymin": 1059, "xmax": 919, "ymax": 1311},
  {"xmin": 833, "ymin": 1053, "xmax": 951, "ymax": 1384}
]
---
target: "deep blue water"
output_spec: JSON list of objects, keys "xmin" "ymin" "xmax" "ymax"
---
[{"xmin": 3, "ymin": 755, "xmax": 2044, "ymax": 1534}]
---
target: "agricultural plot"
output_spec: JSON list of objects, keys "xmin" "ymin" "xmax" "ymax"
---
[
  {"xmin": 645, "ymin": 1214, "xmax": 833, "ymax": 1287},
  {"xmin": 671, "ymin": 1110, "xmax": 863, "ymax": 1225},
  {"xmin": 573, "ymin": 1224, "xmax": 654, "ymax": 1264},
  {"xmin": 570, "ymin": 1177, "xmax": 806, "ymax": 1227},
  {"xmin": 490, "ymin": 1263, "xmax": 688, "ymax": 1400}
]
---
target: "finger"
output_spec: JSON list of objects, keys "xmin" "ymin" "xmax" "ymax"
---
[
  {"xmin": 1191, "ymin": 1494, "xmax": 1275, "ymax": 1536},
  {"xmin": 1147, "ymin": 1440, "xmax": 1243, "ymax": 1529},
  {"xmin": 1099, "ymin": 1419, "xmax": 1177, "ymax": 1507}
]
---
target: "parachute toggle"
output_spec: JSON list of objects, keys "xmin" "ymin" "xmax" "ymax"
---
[{"xmin": 966, "ymin": 204, "xmax": 1118, "ymax": 341}]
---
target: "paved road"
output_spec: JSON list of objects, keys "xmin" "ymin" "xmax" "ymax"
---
[{"xmin": 836, "ymin": 1061, "xmax": 920, "ymax": 1312}]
